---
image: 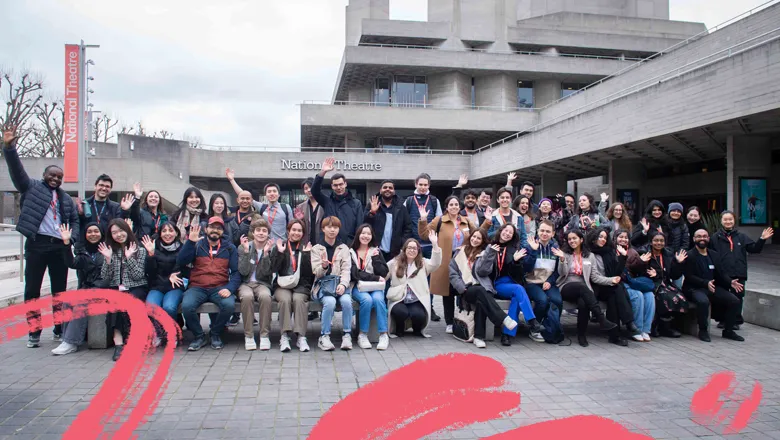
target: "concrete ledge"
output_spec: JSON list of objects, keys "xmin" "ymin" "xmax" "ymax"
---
[{"xmin": 743, "ymin": 289, "xmax": 780, "ymax": 331}]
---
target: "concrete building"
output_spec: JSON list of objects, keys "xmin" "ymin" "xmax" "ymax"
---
[{"xmin": 2, "ymin": 0, "xmax": 779, "ymax": 237}]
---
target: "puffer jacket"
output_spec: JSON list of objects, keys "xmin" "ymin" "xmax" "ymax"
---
[
  {"xmin": 130, "ymin": 200, "xmax": 169, "ymax": 239},
  {"xmin": 709, "ymin": 228, "xmax": 766, "ymax": 280},
  {"xmin": 666, "ymin": 218, "xmax": 690, "ymax": 254},
  {"xmin": 631, "ymin": 200, "xmax": 669, "ymax": 247},
  {"xmin": 312, "ymin": 174, "xmax": 364, "ymax": 244},
  {"xmin": 3, "ymin": 141, "xmax": 79, "ymax": 240},
  {"xmin": 146, "ymin": 239, "xmax": 188, "ymax": 293}
]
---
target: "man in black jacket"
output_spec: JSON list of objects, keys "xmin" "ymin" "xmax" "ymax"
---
[
  {"xmin": 3, "ymin": 127, "xmax": 79, "ymax": 348},
  {"xmin": 364, "ymin": 180, "xmax": 412, "ymax": 261},
  {"xmin": 684, "ymin": 229, "xmax": 744, "ymax": 342},
  {"xmin": 312, "ymin": 157, "xmax": 363, "ymax": 244},
  {"xmin": 78, "ymin": 174, "xmax": 132, "ymax": 232}
]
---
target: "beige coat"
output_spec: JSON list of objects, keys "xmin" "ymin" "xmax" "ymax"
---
[
  {"xmin": 310, "ymin": 243, "xmax": 351, "ymax": 298},
  {"xmin": 386, "ymin": 248, "xmax": 442, "ymax": 335},
  {"xmin": 419, "ymin": 215, "xmax": 481, "ymax": 296}
]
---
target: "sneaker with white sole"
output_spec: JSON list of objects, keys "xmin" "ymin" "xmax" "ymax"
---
[
  {"xmin": 445, "ymin": 325, "xmax": 453, "ymax": 334},
  {"xmin": 51, "ymin": 342, "xmax": 78, "ymax": 356},
  {"xmin": 297, "ymin": 336, "xmax": 310, "ymax": 352},
  {"xmin": 473, "ymin": 338, "xmax": 486, "ymax": 348},
  {"xmin": 318, "ymin": 335, "xmax": 335, "ymax": 351},
  {"xmin": 502, "ymin": 316, "xmax": 518, "ymax": 331},
  {"xmin": 632, "ymin": 334, "xmax": 644, "ymax": 342},
  {"xmin": 245, "ymin": 337, "xmax": 257, "ymax": 351},
  {"xmin": 642, "ymin": 332, "xmax": 651, "ymax": 342},
  {"xmin": 529, "ymin": 331, "xmax": 545, "ymax": 343},
  {"xmin": 280, "ymin": 333, "xmax": 292, "ymax": 353},
  {"xmin": 357, "ymin": 333, "xmax": 372, "ymax": 349},
  {"xmin": 259, "ymin": 337, "xmax": 271, "ymax": 351},
  {"xmin": 377, "ymin": 334, "xmax": 389, "ymax": 350},
  {"xmin": 341, "ymin": 334, "xmax": 353, "ymax": 350}
]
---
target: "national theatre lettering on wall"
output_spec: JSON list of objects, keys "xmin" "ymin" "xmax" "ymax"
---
[{"xmin": 280, "ymin": 159, "xmax": 382, "ymax": 171}]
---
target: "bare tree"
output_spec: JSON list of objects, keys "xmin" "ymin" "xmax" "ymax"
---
[
  {"xmin": 92, "ymin": 114, "xmax": 118, "ymax": 142},
  {"xmin": 0, "ymin": 70, "xmax": 44, "ymax": 153},
  {"xmin": 29, "ymin": 100, "xmax": 65, "ymax": 157},
  {"xmin": 159, "ymin": 129, "xmax": 172, "ymax": 140},
  {"xmin": 117, "ymin": 122, "xmax": 135, "ymax": 136},
  {"xmin": 135, "ymin": 121, "xmax": 147, "ymax": 136}
]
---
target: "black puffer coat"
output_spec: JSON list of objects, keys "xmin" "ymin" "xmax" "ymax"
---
[{"xmin": 631, "ymin": 200, "xmax": 669, "ymax": 247}]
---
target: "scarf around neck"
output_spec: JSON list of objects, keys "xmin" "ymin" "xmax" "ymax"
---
[{"xmin": 176, "ymin": 206, "xmax": 202, "ymax": 242}]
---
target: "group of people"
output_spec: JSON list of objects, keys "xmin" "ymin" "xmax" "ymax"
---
[{"xmin": 3, "ymin": 126, "xmax": 774, "ymax": 360}]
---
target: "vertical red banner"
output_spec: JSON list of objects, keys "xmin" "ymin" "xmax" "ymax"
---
[{"xmin": 63, "ymin": 44, "xmax": 81, "ymax": 183}]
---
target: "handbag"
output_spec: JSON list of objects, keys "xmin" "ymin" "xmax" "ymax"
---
[
  {"xmin": 654, "ymin": 281, "xmax": 689, "ymax": 315},
  {"xmin": 452, "ymin": 304, "xmax": 475, "ymax": 342},
  {"xmin": 277, "ymin": 253, "xmax": 301, "ymax": 289},
  {"xmin": 625, "ymin": 274, "xmax": 655, "ymax": 292},
  {"xmin": 386, "ymin": 284, "xmax": 406, "ymax": 303},
  {"xmin": 357, "ymin": 280, "xmax": 386, "ymax": 292},
  {"xmin": 314, "ymin": 275, "xmax": 340, "ymax": 300}
]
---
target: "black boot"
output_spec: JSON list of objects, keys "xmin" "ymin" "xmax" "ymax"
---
[
  {"xmin": 112, "ymin": 345, "xmax": 124, "ymax": 362},
  {"xmin": 500, "ymin": 334, "xmax": 512, "ymax": 346},
  {"xmin": 659, "ymin": 319, "xmax": 681, "ymax": 338},
  {"xmin": 430, "ymin": 309, "xmax": 442, "ymax": 322},
  {"xmin": 627, "ymin": 321, "xmax": 641, "ymax": 336},
  {"xmin": 698, "ymin": 329, "xmax": 711, "ymax": 342},
  {"xmin": 577, "ymin": 334, "xmax": 589, "ymax": 347},
  {"xmin": 592, "ymin": 305, "xmax": 617, "ymax": 331},
  {"xmin": 650, "ymin": 320, "xmax": 660, "ymax": 338},
  {"xmin": 722, "ymin": 330, "xmax": 745, "ymax": 342},
  {"xmin": 608, "ymin": 328, "xmax": 628, "ymax": 346}
]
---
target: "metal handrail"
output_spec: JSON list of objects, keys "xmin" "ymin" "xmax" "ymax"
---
[
  {"xmin": 357, "ymin": 42, "xmax": 643, "ymax": 61},
  {"xmin": 540, "ymin": 0, "xmax": 780, "ymax": 110},
  {"xmin": 195, "ymin": 144, "xmax": 478, "ymax": 155},
  {"xmin": 301, "ymin": 100, "xmax": 538, "ymax": 112},
  {"xmin": 0, "ymin": 223, "xmax": 23, "ymax": 282},
  {"xmin": 476, "ymin": 31, "xmax": 780, "ymax": 153}
]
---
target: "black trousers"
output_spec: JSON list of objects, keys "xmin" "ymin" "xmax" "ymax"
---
[
  {"xmin": 686, "ymin": 287, "xmax": 740, "ymax": 331},
  {"xmin": 107, "ymin": 287, "xmax": 148, "ymax": 340},
  {"xmin": 462, "ymin": 285, "xmax": 508, "ymax": 339},
  {"xmin": 560, "ymin": 282, "xmax": 601, "ymax": 336},
  {"xmin": 24, "ymin": 235, "xmax": 69, "ymax": 337},
  {"xmin": 711, "ymin": 278, "xmax": 745, "ymax": 326},
  {"xmin": 391, "ymin": 301, "xmax": 427, "ymax": 335},
  {"xmin": 595, "ymin": 283, "xmax": 634, "ymax": 326}
]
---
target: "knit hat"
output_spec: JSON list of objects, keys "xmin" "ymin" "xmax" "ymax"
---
[
  {"xmin": 539, "ymin": 198, "xmax": 553, "ymax": 207},
  {"xmin": 668, "ymin": 202, "xmax": 684, "ymax": 214}
]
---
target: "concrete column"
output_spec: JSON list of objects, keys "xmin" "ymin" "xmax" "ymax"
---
[
  {"xmin": 540, "ymin": 172, "xmax": 567, "ymax": 199},
  {"xmin": 427, "ymin": 72, "xmax": 471, "ymax": 108},
  {"xmin": 609, "ymin": 159, "xmax": 646, "ymax": 223},
  {"xmin": 475, "ymin": 74, "xmax": 516, "ymax": 110},
  {"xmin": 727, "ymin": 135, "xmax": 772, "ymax": 238},
  {"xmin": 460, "ymin": 0, "xmax": 516, "ymax": 53},
  {"xmin": 534, "ymin": 79, "xmax": 561, "ymax": 108},
  {"xmin": 428, "ymin": 0, "xmax": 469, "ymax": 50},
  {"xmin": 346, "ymin": 0, "xmax": 389, "ymax": 46}
]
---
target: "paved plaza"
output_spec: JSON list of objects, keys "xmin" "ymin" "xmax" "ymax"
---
[{"xmin": 0, "ymin": 295, "xmax": 779, "ymax": 440}]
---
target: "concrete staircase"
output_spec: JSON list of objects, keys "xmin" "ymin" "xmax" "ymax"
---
[{"xmin": 0, "ymin": 246, "xmax": 78, "ymax": 309}]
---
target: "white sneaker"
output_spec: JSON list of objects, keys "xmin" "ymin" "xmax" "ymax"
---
[
  {"xmin": 377, "ymin": 334, "xmax": 389, "ymax": 350},
  {"xmin": 341, "ymin": 334, "xmax": 353, "ymax": 350},
  {"xmin": 280, "ymin": 334, "xmax": 292, "ymax": 353},
  {"xmin": 632, "ymin": 334, "xmax": 644, "ymax": 342},
  {"xmin": 503, "ymin": 316, "xmax": 518, "ymax": 331},
  {"xmin": 51, "ymin": 342, "xmax": 78, "ymax": 356},
  {"xmin": 318, "ymin": 335, "xmax": 335, "ymax": 351},
  {"xmin": 297, "ymin": 336, "xmax": 310, "ymax": 352},
  {"xmin": 473, "ymin": 338, "xmax": 486, "ymax": 348},
  {"xmin": 642, "ymin": 333, "xmax": 651, "ymax": 342},
  {"xmin": 529, "ymin": 332, "xmax": 545, "ymax": 343},
  {"xmin": 259, "ymin": 337, "xmax": 271, "ymax": 351},
  {"xmin": 357, "ymin": 333, "xmax": 372, "ymax": 349},
  {"xmin": 245, "ymin": 337, "xmax": 257, "ymax": 351},
  {"xmin": 152, "ymin": 337, "xmax": 162, "ymax": 348},
  {"xmin": 445, "ymin": 325, "xmax": 453, "ymax": 334}
]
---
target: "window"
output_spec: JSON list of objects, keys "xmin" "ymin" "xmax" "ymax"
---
[
  {"xmin": 471, "ymin": 77, "xmax": 476, "ymax": 108},
  {"xmin": 374, "ymin": 78, "xmax": 390, "ymax": 106},
  {"xmin": 561, "ymin": 83, "xmax": 588, "ymax": 98},
  {"xmin": 378, "ymin": 137, "xmax": 429, "ymax": 154},
  {"xmin": 405, "ymin": 139, "xmax": 429, "ymax": 152},
  {"xmin": 392, "ymin": 75, "xmax": 427, "ymax": 107},
  {"xmin": 364, "ymin": 139, "xmax": 376, "ymax": 153},
  {"xmin": 517, "ymin": 80, "xmax": 534, "ymax": 108}
]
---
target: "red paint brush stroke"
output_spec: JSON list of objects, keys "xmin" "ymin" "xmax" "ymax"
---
[
  {"xmin": 0, "ymin": 289, "xmax": 180, "ymax": 439},
  {"xmin": 485, "ymin": 415, "xmax": 653, "ymax": 440},
  {"xmin": 691, "ymin": 371, "xmax": 762, "ymax": 435}
]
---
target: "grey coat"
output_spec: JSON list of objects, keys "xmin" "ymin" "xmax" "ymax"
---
[
  {"xmin": 556, "ymin": 252, "xmax": 615, "ymax": 292},
  {"xmin": 449, "ymin": 248, "xmax": 495, "ymax": 295},
  {"xmin": 3, "ymin": 142, "xmax": 79, "ymax": 239},
  {"xmin": 237, "ymin": 242, "xmax": 274, "ymax": 289}
]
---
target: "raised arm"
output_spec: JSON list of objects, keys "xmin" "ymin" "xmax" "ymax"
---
[
  {"xmin": 2, "ymin": 128, "xmax": 31, "ymax": 193},
  {"xmin": 225, "ymin": 168, "xmax": 245, "ymax": 196}
]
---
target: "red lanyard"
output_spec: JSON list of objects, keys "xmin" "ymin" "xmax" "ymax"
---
[
  {"xmin": 359, "ymin": 247, "xmax": 370, "ymax": 271},
  {"xmin": 288, "ymin": 241, "xmax": 298, "ymax": 272},
  {"xmin": 726, "ymin": 235, "xmax": 734, "ymax": 252},
  {"xmin": 497, "ymin": 247, "xmax": 507, "ymax": 273},
  {"xmin": 208, "ymin": 241, "xmax": 221, "ymax": 262},
  {"xmin": 236, "ymin": 210, "xmax": 250, "ymax": 225},
  {"xmin": 266, "ymin": 205, "xmax": 279, "ymax": 226},
  {"xmin": 654, "ymin": 254, "xmax": 664, "ymax": 273},
  {"xmin": 414, "ymin": 195, "xmax": 430, "ymax": 215},
  {"xmin": 50, "ymin": 191, "xmax": 59, "ymax": 221},
  {"xmin": 153, "ymin": 213, "xmax": 161, "ymax": 234}
]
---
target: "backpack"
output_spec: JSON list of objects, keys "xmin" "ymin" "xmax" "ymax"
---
[
  {"xmin": 258, "ymin": 203, "xmax": 294, "ymax": 226},
  {"xmin": 541, "ymin": 303, "xmax": 565, "ymax": 344}
]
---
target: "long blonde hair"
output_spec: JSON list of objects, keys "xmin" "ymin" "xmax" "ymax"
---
[{"xmin": 394, "ymin": 238, "xmax": 424, "ymax": 279}]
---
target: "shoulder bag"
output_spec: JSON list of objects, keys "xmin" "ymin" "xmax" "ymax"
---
[{"xmin": 277, "ymin": 253, "xmax": 301, "ymax": 289}]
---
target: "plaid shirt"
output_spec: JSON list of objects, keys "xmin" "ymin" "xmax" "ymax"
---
[{"xmin": 99, "ymin": 247, "xmax": 148, "ymax": 289}]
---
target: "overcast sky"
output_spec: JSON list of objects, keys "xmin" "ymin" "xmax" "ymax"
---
[{"xmin": 1, "ymin": 0, "xmax": 772, "ymax": 149}]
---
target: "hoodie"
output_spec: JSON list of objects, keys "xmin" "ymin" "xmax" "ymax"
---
[{"xmin": 631, "ymin": 200, "xmax": 669, "ymax": 247}]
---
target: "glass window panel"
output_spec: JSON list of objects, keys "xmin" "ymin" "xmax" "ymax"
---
[
  {"xmin": 381, "ymin": 138, "xmax": 405, "ymax": 154},
  {"xmin": 561, "ymin": 83, "xmax": 588, "ymax": 98},
  {"xmin": 517, "ymin": 80, "xmax": 534, "ymax": 108},
  {"xmin": 374, "ymin": 78, "xmax": 390, "ymax": 106},
  {"xmin": 393, "ymin": 75, "xmax": 416, "ymax": 107}
]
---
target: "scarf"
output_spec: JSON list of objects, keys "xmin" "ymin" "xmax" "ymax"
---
[
  {"xmin": 160, "ymin": 240, "xmax": 181, "ymax": 253},
  {"xmin": 176, "ymin": 206, "xmax": 202, "ymax": 242},
  {"xmin": 81, "ymin": 222, "xmax": 102, "ymax": 254}
]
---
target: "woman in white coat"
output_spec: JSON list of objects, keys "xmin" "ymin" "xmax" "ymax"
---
[{"xmin": 386, "ymin": 232, "xmax": 442, "ymax": 338}]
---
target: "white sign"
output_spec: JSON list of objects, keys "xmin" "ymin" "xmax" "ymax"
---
[{"xmin": 281, "ymin": 159, "xmax": 382, "ymax": 172}]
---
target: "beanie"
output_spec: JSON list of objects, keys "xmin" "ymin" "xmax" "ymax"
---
[{"xmin": 668, "ymin": 202, "xmax": 684, "ymax": 214}]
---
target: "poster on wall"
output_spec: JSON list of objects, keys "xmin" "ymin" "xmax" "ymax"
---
[
  {"xmin": 739, "ymin": 177, "xmax": 768, "ymax": 226},
  {"xmin": 617, "ymin": 189, "xmax": 639, "ymax": 223}
]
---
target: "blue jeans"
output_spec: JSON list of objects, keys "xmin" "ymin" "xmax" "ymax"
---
[
  {"xmin": 146, "ymin": 289, "xmax": 184, "ymax": 321},
  {"xmin": 181, "ymin": 287, "xmax": 236, "ymax": 339},
  {"xmin": 351, "ymin": 287, "xmax": 388, "ymax": 333},
  {"xmin": 524, "ymin": 283, "xmax": 563, "ymax": 320},
  {"xmin": 493, "ymin": 276, "xmax": 536, "ymax": 336},
  {"xmin": 626, "ymin": 287, "xmax": 655, "ymax": 334},
  {"xmin": 319, "ymin": 293, "xmax": 353, "ymax": 335}
]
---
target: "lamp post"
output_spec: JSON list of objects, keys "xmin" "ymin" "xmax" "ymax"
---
[{"xmin": 76, "ymin": 41, "xmax": 100, "ymax": 201}]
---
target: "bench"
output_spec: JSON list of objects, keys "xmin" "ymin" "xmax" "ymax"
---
[{"xmin": 87, "ymin": 299, "xmax": 379, "ymax": 349}]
